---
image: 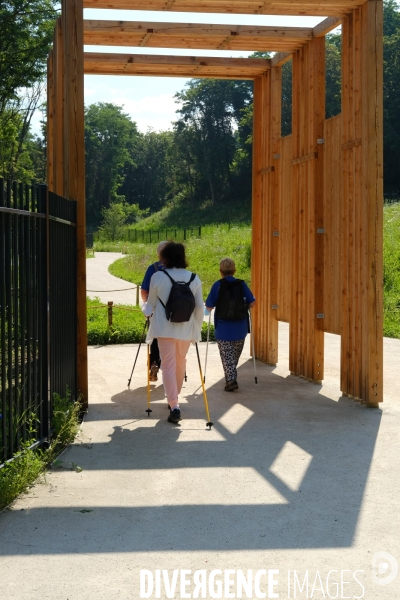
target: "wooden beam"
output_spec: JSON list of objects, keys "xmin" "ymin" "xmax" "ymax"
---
[
  {"xmin": 139, "ymin": 29, "xmax": 153, "ymax": 47},
  {"xmin": 83, "ymin": 52, "xmax": 271, "ymax": 78},
  {"xmin": 82, "ymin": 0, "xmax": 367, "ymax": 17},
  {"xmin": 313, "ymin": 16, "xmax": 341, "ymax": 37},
  {"xmin": 271, "ymin": 52, "xmax": 291, "ymax": 67},
  {"xmin": 83, "ymin": 20, "xmax": 313, "ymax": 52}
]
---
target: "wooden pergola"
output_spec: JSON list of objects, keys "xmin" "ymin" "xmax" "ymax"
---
[{"xmin": 47, "ymin": 0, "xmax": 383, "ymax": 409}]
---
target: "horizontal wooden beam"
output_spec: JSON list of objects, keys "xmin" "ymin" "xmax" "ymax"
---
[
  {"xmin": 82, "ymin": 0, "xmax": 367, "ymax": 18},
  {"xmin": 271, "ymin": 52, "xmax": 291, "ymax": 67},
  {"xmin": 84, "ymin": 52, "xmax": 271, "ymax": 79},
  {"xmin": 313, "ymin": 16, "xmax": 342, "ymax": 37},
  {"xmin": 84, "ymin": 20, "xmax": 313, "ymax": 52}
]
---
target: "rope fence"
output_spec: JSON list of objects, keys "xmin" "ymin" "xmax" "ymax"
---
[
  {"xmin": 87, "ymin": 284, "xmax": 141, "ymax": 305},
  {"xmin": 87, "ymin": 301, "xmax": 143, "ymax": 327}
]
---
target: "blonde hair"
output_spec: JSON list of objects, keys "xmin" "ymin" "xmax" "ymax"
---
[{"xmin": 219, "ymin": 257, "xmax": 236, "ymax": 276}]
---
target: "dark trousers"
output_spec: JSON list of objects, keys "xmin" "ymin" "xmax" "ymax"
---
[{"xmin": 150, "ymin": 338, "xmax": 161, "ymax": 366}]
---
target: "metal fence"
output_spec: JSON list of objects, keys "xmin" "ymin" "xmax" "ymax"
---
[
  {"xmin": 0, "ymin": 179, "xmax": 77, "ymax": 466},
  {"xmin": 92, "ymin": 222, "xmax": 250, "ymax": 245}
]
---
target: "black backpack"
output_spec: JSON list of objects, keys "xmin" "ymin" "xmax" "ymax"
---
[
  {"xmin": 159, "ymin": 270, "xmax": 196, "ymax": 323},
  {"xmin": 215, "ymin": 278, "xmax": 248, "ymax": 320}
]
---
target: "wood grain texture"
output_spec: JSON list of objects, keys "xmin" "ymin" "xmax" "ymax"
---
[{"xmin": 82, "ymin": 0, "xmax": 368, "ymax": 17}]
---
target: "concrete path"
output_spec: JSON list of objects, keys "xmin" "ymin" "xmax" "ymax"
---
[
  {"xmin": 1, "ymin": 325, "xmax": 399, "ymax": 599},
  {"xmin": 87, "ymin": 251, "xmax": 139, "ymax": 305}
]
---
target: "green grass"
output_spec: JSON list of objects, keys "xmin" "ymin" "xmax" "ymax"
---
[
  {"xmin": 87, "ymin": 297, "xmax": 145, "ymax": 345},
  {"xmin": 131, "ymin": 197, "xmax": 251, "ymax": 231},
  {"xmin": 87, "ymin": 297, "xmax": 215, "ymax": 344},
  {"xmin": 384, "ymin": 203, "xmax": 400, "ymax": 338},
  {"xmin": 108, "ymin": 225, "xmax": 252, "ymax": 300},
  {"xmin": 0, "ymin": 392, "xmax": 82, "ymax": 511}
]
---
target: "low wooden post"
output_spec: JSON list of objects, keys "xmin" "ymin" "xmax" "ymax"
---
[
  {"xmin": 108, "ymin": 301, "xmax": 113, "ymax": 327},
  {"xmin": 136, "ymin": 285, "xmax": 140, "ymax": 306}
]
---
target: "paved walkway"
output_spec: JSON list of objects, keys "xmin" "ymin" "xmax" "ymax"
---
[
  {"xmin": 1, "ymin": 323, "xmax": 399, "ymax": 599},
  {"xmin": 87, "ymin": 251, "xmax": 139, "ymax": 305}
]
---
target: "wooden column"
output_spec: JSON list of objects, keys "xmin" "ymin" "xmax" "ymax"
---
[
  {"xmin": 63, "ymin": 0, "xmax": 88, "ymax": 409},
  {"xmin": 252, "ymin": 70, "xmax": 279, "ymax": 365},
  {"xmin": 252, "ymin": 76, "xmax": 263, "ymax": 358},
  {"xmin": 47, "ymin": 50, "xmax": 54, "ymax": 190},
  {"xmin": 53, "ymin": 17, "xmax": 65, "ymax": 196},
  {"xmin": 289, "ymin": 37, "xmax": 325, "ymax": 382},
  {"xmin": 341, "ymin": 0, "xmax": 383, "ymax": 406}
]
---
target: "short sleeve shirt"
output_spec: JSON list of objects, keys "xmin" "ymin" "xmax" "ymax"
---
[
  {"xmin": 141, "ymin": 261, "xmax": 164, "ymax": 292},
  {"xmin": 205, "ymin": 276, "xmax": 255, "ymax": 341}
]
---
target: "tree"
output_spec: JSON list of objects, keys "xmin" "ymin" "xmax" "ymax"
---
[
  {"xmin": 0, "ymin": 1, "xmax": 57, "ymax": 113},
  {"xmin": 174, "ymin": 79, "xmax": 252, "ymax": 205},
  {"xmin": 84, "ymin": 103, "xmax": 140, "ymax": 228},
  {"xmin": 383, "ymin": 0, "xmax": 400, "ymax": 191},
  {"xmin": 121, "ymin": 129, "xmax": 177, "ymax": 212}
]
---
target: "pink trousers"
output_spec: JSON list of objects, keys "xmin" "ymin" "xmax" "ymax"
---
[{"xmin": 157, "ymin": 338, "xmax": 191, "ymax": 409}]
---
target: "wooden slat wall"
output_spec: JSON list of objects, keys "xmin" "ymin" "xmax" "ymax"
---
[
  {"xmin": 323, "ymin": 115, "xmax": 342, "ymax": 335},
  {"xmin": 252, "ymin": 3, "xmax": 383, "ymax": 404}
]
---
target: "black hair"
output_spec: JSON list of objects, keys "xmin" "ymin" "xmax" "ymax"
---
[{"xmin": 160, "ymin": 242, "xmax": 188, "ymax": 269}]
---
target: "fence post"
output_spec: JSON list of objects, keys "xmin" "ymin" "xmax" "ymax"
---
[
  {"xmin": 108, "ymin": 301, "xmax": 113, "ymax": 327},
  {"xmin": 199, "ymin": 226, "xmax": 201, "ymax": 238},
  {"xmin": 136, "ymin": 285, "xmax": 140, "ymax": 306},
  {"xmin": 184, "ymin": 228, "xmax": 186, "ymax": 241},
  {"xmin": 38, "ymin": 184, "xmax": 50, "ymax": 445}
]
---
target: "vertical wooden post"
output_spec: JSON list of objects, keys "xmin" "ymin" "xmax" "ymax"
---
[
  {"xmin": 251, "ymin": 76, "xmax": 263, "ymax": 358},
  {"xmin": 362, "ymin": 0, "xmax": 383, "ymax": 406},
  {"xmin": 53, "ymin": 17, "xmax": 65, "ymax": 196},
  {"xmin": 63, "ymin": 0, "xmax": 88, "ymax": 409},
  {"xmin": 341, "ymin": 1, "xmax": 383, "ymax": 406},
  {"xmin": 290, "ymin": 37, "xmax": 325, "ymax": 382},
  {"xmin": 252, "ymin": 71, "xmax": 278, "ymax": 364},
  {"xmin": 47, "ymin": 50, "xmax": 54, "ymax": 190}
]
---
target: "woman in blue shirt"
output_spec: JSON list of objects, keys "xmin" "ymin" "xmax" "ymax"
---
[{"xmin": 205, "ymin": 258, "xmax": 255, "ymax": 391}]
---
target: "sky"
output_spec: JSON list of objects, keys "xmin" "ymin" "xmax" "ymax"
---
[{"xmin": 31, "ymin": 9, "xmax": 329, "ymax": 135}]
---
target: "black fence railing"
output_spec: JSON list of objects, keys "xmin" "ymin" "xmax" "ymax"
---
[
  {"xmin": 92, "ymin": 222, "xmax": 250, "ymax": 246},
  {"xmin": 0, "ymin": 179, "xmax": 77, "ymax": 466}
]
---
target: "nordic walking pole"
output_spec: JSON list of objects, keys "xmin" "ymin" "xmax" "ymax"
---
[
  {"xmin": 195, "ymin": 343, "xmax": 213, "ymax": 430},
  {"xmin": 127, "ymin": 319, "xmax": 148, "ymax": 388},
  {"xmin": 203, "ymin": 310, "xmax": 211, "ymax": 383},
  {"xmin": 249, "ymin": 310, "xmax": 258, "ymax": 384},
  {"xmin": 146, "ymin": 341, "xmax": 152, "ymax": 416}
]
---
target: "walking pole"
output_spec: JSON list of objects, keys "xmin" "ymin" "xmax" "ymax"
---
[
  {"xmin": 127, "ymin": 319, "xmax": 148, "ymax": 388},
  {"xmin": 249, "ymin": 310, "xmax": 258, "ymax": 384},
  {"xmin": 195, "ymin": 343, "xmax": 213, "ymax": 430},
  {"xmin": 203, "ymin": 310, "xmax": 211, "ymax": 383},
  {"xmin": 146, "ymin": 341, "xmax": 152, "ymax": 416}
]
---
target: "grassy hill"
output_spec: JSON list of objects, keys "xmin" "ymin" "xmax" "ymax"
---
[{"xmin": 130, "ymin": 197, "xmax": 251, "ymax": 231}]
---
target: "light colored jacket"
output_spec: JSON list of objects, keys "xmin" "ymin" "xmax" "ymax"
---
[{"xmin": 143, "ymin": 268, "xmax": 204, "ymax": 343}]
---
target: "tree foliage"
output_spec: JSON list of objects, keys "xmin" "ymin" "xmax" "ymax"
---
[
  {"xmin": 384, "ymin": 0, "xmax": 400, "ymax": 192},
  {"xmin": 84, "ymin": 103, "xmax": 140, "ymax": 228},
  {"xmin": 0, "ymin": 0, "xmax": 58, "ymax": 111}
]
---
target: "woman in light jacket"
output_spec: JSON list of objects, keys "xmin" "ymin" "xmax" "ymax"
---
[{"xmin": 143, "ymin": 242, "xmax": 204, "ymax": 423}]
